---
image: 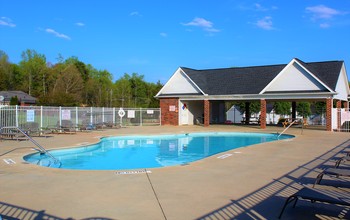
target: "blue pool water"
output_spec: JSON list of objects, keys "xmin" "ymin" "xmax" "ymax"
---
[{"xmin": 24, "ymin": 132, "xmax": 293, "ymax": 170}]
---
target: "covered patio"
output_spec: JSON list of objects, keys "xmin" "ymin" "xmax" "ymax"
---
[{"xmin": 156, "ymin": 58, "xmax": 350, "ymax": 131}]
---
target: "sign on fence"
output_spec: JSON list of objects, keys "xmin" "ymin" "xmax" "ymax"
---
[
  {"xmin": 61, "ymin": 110, "xmax": 71, "ymax": 120},
  {"xmin": 26, "ymin": 110, "xmax": 35, "ymax": 122}
]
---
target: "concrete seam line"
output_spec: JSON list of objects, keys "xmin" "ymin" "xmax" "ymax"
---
[{"xmin": 145, "ymin": 169, "xmax": 167, "ymax": 220}]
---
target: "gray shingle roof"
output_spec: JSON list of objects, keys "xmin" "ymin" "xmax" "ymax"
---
[
  {"xmin": 0, "ymin": 91, "xmax": 36, "ymax": 104},
  {"xmin": 181, "ymin": 59, "xmax": 343, "ymax": 95}
]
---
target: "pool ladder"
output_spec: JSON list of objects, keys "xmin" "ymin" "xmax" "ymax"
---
[
  {"xmin": 0, "ymin": 126, "xmax": 61, "ymax": 167},
  {"xmin": 277, "ymin": 120, "xmax": 299, "ymax": 138}
]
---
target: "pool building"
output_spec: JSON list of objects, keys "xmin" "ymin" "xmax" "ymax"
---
[{"xmin": 155, "ymin": 58, "xmax": 350, "ymax": 131}]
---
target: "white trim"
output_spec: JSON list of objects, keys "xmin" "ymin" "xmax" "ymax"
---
[
  {"xmin": 294, "ymin": 59, "xmax": 336, "ymax": 93},
  {"xmin": 155, "ymin": 67, "xmax": 206, "ymax": 97},
  {"xmin": 176, "ymin": 92, "xmax": 336, "ymax": 101},
  {"xmin": 155, "ymin": 67, "xmax": 181, "ymax": 97},
  {"xmin": 180, "ymin": 68, "xmax": 207, "ymax": 96},
  {"xmin": 335, "ymin": 63, "xmax": 350, "ymax": 100},
  {"xmin": 260, "ymin": 58, "xmax": 335, "ymax": 94}
]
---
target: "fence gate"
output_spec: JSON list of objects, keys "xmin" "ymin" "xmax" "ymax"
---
[{"xmin": 336, "ymin": 108, "xmax": 350, "ymax": 132}]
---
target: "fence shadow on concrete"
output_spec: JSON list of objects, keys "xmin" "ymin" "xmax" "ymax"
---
[
  {"xmin": 0, "ymin": 201, "xmax": 116, "ymax": 220},
  {"xmin": 195, "ymin": 139, "xmax": 350, "ymax": 220}
]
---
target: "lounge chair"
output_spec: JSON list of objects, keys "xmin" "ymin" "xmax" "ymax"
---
[
  {"xmin": 314, "ymin": 156, "xmax": 350, "ymax": 186},
  {"xmin": 314, "ymin": 168, "xmax": 350, "ymax": 186},
  {"xmin": 335, "ymin": 156, "xmax": 350, "ymax": 168},
  {"xmin": 279, "ymin": 187, "xmax": 350, "ymax": 219}
]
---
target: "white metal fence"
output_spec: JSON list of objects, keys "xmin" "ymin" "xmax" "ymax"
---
[
  {"xmin": 333, "ymin": 108, "xmax": 350, "ymax": 132},
  {"xmin": 0, "ymin": 106, "xmax": 161, "ymax": 130}
]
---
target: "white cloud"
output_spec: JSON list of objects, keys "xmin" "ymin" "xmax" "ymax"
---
[
  {"xmin": 45, "ymin": 28, "xmax": 71, "ymax": 40},
  {"xmin": 160, "ymin": 32, "xmax": 167, "ymax": 37},
  {"xmin": 75, "ymin": 22, "xmax": 85, "ymax": 26},
  {"xmin": 320, "ymin": 23, "xmax": 330, "ymax": 28},
  {"xmin": 306, "ymin": 5, "xmax": 341, "ymax": 20},
  {"xmin": 130, "ymin": 11, "xmax": 141, "ymax": 17},
  {"xmin": 182, "ymin": 17, "xmax": 220, "ymax": 33},
  {"xmin": 254, "ymin": 3, "xmax": 278, "ymax": 11},
  {"xmin": 255, "ymin": 16, "xmax": 274, "ymax": 30},
  {"xmin": 0, "ymin": 17, "xmax": 16, "ymax": 27},
  {"xmin": 254, "ymin": 3, "xmax": 267, "ymax": 11}
]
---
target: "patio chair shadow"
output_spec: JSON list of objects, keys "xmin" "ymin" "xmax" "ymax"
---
[{"xmin": 195, "ymin": 138, "xmax": 350, "ymax": 220}]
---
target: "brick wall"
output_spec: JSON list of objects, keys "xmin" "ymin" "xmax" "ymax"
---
[
  {"xmin": 326, "ymin": 98, "xmax": 332, "ymax": 131},
  {"xmin": 260, "ymin": 99, "xmax": 266, "ymax": 129},
  {"xmin": 337, "ymin": 100, "xmax": 341, "ymax": 131},
  {"xmin": 159, "ymin": 98, "xmax": 179, "ymax": 125},
  {"xmin": 204, "ymin": 100, "xmax": 210, "ymax": 127}
]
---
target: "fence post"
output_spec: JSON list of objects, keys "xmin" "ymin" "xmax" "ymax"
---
[
  {"xmin": 113, "ymin": 107, "xmax": 115, "ymax": 126},
  {"xmin": 59, "ymin": 106, "xmax": 62, "ymax": 127},
  {"xmin": 140, "ymin": 108, "xmax": 142, "ymax": 126},
  {"xmin": 102, "ymin": 107, "xmax": 105, "ymax": 124},
  {"xmin": 76, "ymin": 107, "xmax": 78, "ymax": 127},
  {"xmin": 40, "ymin": 106, "xmax": 43, "ymax": 129},
  {"xmin": 90, "ymin": 107, "xmax": 93, "ymax": 125},
  {"xmin": 15, "ymin": 105, "xmax": 18, "ymax": 127}
]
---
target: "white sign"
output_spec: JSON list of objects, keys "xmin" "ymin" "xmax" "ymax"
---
[
  {"xmin": 128, "ymin": 110, "xmax": 135, "ymax": 118},
  {"xmin": 27, "ymin": 110, "xmax": 35, "ymax": 122},
  {"xmin": 169, "ymin": 105, "xmax": 176, "ymax": 112},
  {"xmin": 147, "ymin": 110, "xmax": 154, "ymax": 114},
  {"xmin": 61, "ymin": 110, "xmax": 71, "ymax": 120}
]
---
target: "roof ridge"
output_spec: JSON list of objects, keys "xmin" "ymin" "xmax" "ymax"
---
[
  {"xmin": 182, "ymin": 60, "xmax": 344, "ymax": 72},
  {"xmin": 182, "ymin": 63, "xmax": 287, "ymax": 72}
]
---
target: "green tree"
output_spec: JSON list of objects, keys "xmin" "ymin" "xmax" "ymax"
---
[
  {"xmin": 114, "ymin": 73, "xmax": 132, "ymax": 107},
  {"xmin": 65, "ymin": 56, "xmax": 89, "ymax": 82},
  {"xmin": 19, "ymin": 49, "xmax": 47, "ymax": 96},
  {"xmin": 10, "ymin": 96, "xmax": 19, "ymax": 105},
  {"xmin": 235, "ymin": 101, "xmax": 260, "ymax": 115},
  {"xmin": 314, "ymin": 101, "xmax": 326, "ymax": 114},
  {"xmin": 50, "ymin": 64, "xmax": 84, "ymax": 106},
  {"xmin": 297, "ymin": 102, "xmax": 311, "ymax": 118},
  {"xmin": 273, "ymin": 102, "xmax": 291, "ymax": 116},
  {"xmin": 0, "ymin": 50, "xmax": 12, "ymax": 90},
  {"xmin": 147, "ymin": 81, "xmax": 163, "ymax": 108}
]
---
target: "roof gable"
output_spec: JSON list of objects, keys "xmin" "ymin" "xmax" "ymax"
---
[
  {"xmin": 334, "ymin": 63, "xmax": 350, "ymax": 101},
  {"xmin": 155, "ymin": 68, "xmax": 204, "ymax": 97},
  {"xmin": 261, "ymin": 59, "xmax": 333, "ymax": 94}
]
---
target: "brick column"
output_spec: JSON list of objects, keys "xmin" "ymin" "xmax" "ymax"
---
[
  {"xmin": 260, "ymin": 99, "xmax": 266, "ymax": 129},
  {"xmin": 159, "ymin": 98, "xmax": 179, "ymax": 125},
  {"xmin": 337, "ymin": 100, "xmax": 341, "ymax": 131},
  {"xmin": 326, "ymin": 98, "xmax": 333, "ymax": 131},
  {"xmin": 204, "ymin": 100, "xmax": 210, "ymax": 127},
  {"xmin": 345, "ymin": 101, "xmax": 349, "ymax": 111}
]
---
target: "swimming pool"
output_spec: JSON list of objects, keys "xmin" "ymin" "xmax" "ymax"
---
[{"xmin": 24, "ymin": 132, "xmax": 293, "ymax": 170}]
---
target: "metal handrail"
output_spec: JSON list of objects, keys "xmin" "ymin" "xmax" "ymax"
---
[
  {"xmin": 0, "ymin": 126, "xmax": 61, "ymax": 167},
  {"xmin": 277, "ymin": 120, "xmax": 299, "ymax": 138}
]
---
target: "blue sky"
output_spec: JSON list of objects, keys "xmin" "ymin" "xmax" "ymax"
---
[{"xmin": 1, "ymin": 0, "xmax": 350, "ymax": 83}]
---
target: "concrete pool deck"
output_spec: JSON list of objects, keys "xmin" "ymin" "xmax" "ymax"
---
[{"xmin": 1, "ymin": 125, "xmax": 350, "ymax": 220}]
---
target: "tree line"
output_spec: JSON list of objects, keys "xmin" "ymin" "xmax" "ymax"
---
[{"xmin": 0, "ymin": 49, "xmax": 163, "ymax": 107}]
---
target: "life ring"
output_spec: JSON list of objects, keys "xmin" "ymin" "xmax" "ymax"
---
[{"xmin": 118, "ymin": 108, "xmax": 125, "ymax": 118}]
